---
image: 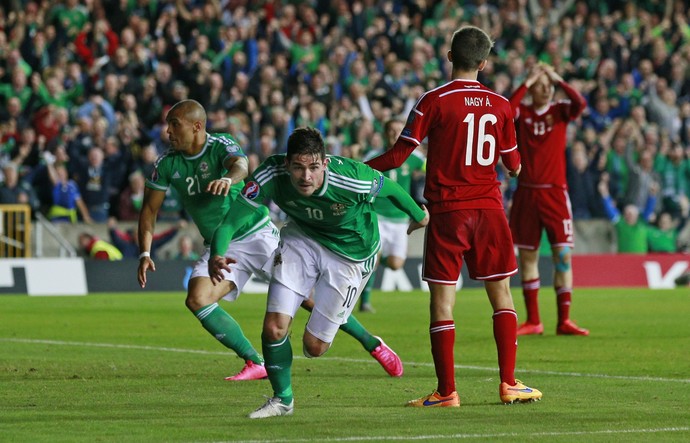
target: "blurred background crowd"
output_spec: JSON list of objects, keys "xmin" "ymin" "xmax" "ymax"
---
[{"xmin": 1, "ymin": 0, "xmax": 690, "ymax": 255}]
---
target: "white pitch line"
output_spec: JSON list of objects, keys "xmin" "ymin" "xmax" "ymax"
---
[
  {"xmin": 227, "ymin": 427, "xmax": 690, "ymax": 443},
  {"xmin": 2, "ymin": 337, "xmax": 690, "ymax": 384}
]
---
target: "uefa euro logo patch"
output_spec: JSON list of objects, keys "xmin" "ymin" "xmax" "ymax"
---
[{"xmin": 242, "ymin": 181, "xmax": 260, "ymax": 200}]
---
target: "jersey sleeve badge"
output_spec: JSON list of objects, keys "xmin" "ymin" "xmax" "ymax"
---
[{"xmin": 242, "ymin": 181, "xmax": 261, "ymax": 200}]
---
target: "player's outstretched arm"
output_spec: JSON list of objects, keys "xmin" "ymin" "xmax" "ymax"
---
[
  {"xmin": 377, "ymin": 176, "xmax": 428, "ymax": 229},
  {"xmin": 208, "ymin": 197, "xmax": 259, "ymax": 285},
  {"xmin": 137, "ymin": 187, "xmax": 166, "ymax": 288}
]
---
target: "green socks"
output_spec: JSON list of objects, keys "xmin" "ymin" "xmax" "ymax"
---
[
  {"xmin": 263, "ymin": 335, "xmax": 294, "ymax": 405},
  {"xmin": 194, "ymin": 303, "xmax": 263, "ymax": 364},
  {"xmin": 359, "ymin": 271, "xmax": 377, "ymax": 307},
  {"xmin": 339, "ymin": 314, "xmax": 381, "ymax": 352}
]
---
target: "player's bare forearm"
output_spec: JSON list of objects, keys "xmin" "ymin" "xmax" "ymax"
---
[
  {"xmin": 138, "ymin": 207, "xmax": 157, "ymax": 257},
  {"xmin": 225, "ymin": 155, "xmax": 249, "ymax": 184},
  {"xmin": 138, "ymin": 188, "xmax": 165, "ymax": 287},
  {"xmin": 207, "ymin": 156, "xmax": 249, "ymax": 196}
]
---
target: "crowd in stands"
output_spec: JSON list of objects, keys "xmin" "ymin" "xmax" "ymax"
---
[{"xmin": 1, "ymin": 0, "xmax": 690, "ymax": 254}]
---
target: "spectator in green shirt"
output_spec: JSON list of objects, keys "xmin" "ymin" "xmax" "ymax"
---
[
  {"xmin": 647, "ymin": 211, "xmax": 687, "ymax": 253},
  {"xmin": 599, "ymin": 174, "xmax": 656, "ymax": 254},
  {"xmin": 0, "ymin": 66, "xmax": 34, "ymax": 110}
]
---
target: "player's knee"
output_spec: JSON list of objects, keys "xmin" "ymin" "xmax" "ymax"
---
[
  {"xmin": 262, "ymin": 321, "xmax": 288, "ymax": 342},
  {"xmin": 554, "ymin": 246, "xmax": 572, "ymax": 272},
  {"xmin": 185, "ymin": 293, "xmax": 203, "ymax": 312},
  {"xmin": 303, "ymin": 341, "xmax": 328, "ymax": 358},
  {"xmin": 387, "ymin": 256, "xmax": 405, "ymax": 270},
  {"xmin": 302, "ymin": 346, "xmax": 319, "ymax": 358},
  {"xmin": 303, "ymin": 334, "xmax": 330, "ymax": 357}
]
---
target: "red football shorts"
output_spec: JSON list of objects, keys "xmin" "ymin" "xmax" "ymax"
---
[
  {"xmin": 423, "ymin": 209, "xmax": 518, "ymax": 284},
  {"xmin": 509, "ymin": 186, "xmax": 574, "ymax": 250}
]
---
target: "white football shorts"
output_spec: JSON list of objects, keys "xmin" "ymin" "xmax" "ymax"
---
[
  {"xmin": 191, "ymin": 222, "xmax": 280, "ymax": 301},
  {"xmin": 267, "ymin": 222, "xmax": 377, "ymax": 343},
  {"xmin": 378, "ymin": 216, "xmax": 409, "ymax": 259}
]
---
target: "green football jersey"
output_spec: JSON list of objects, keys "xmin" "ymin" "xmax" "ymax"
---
[
  {"xmin": 240, "ymin": 155, "xmax": 384, "ymax": 261},
  {"xmin": 364, "ymin": 148, "xmax": 425, "ymax": 221},
  {"xmin": 146, "ymin": 133, "xmax": 257, "ymax": 244},
  {"xmin": 615, "ymin": 221, "xmax": 649, "ymax": 254}
]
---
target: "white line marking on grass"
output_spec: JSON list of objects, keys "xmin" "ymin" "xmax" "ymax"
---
[
  {"xmin": 228, "ymin": 427, "xmax": 690, "ymax": 442},
  {"xmin": 3, "ymin": 338, "xmax": 690, "ymax": 384}
]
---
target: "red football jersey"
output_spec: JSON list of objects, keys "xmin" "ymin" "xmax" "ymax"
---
[
  {"xmin": 366, "ymin": 79, "xmax": 519, "ymax": 214},
  {"xmin": 509, "ymin": 82, "xmax": 586, "ymax": 188}
]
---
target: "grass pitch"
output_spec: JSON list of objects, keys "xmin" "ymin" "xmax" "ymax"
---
[{"xmin": 1, "ymin": 287, "xmax": 689, "ymax": 442}]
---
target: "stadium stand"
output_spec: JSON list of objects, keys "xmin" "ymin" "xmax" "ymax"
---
[{"xmin": 1, "ymin": 0, "xmax": 690, "ymax": 256}]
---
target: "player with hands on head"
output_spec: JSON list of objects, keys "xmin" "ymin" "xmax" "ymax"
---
[
  {"xmin": 366, "ymin": 25, "xmax": 541, "ymax": 407},
  {"xmin": 508, "ymin": 62, "xmax": 589, "ymax": 336},
  {"xmin": 209, "ymin": 127, "xmax": 429, "ymax": 418}
]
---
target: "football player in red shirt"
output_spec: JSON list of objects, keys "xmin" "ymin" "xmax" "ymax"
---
[
  {"xmin": 367, "ymin": 26, "xmax": 542, "ymax": 407},
  {"xmin": 508, "ymin": 63, "xmax": 589, "ymax": 336}
]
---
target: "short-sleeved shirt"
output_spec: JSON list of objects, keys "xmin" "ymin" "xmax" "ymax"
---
[
  {"xmin": 146, "ymin": 133, "xmax": 247, "ymax": 244},
  {"xmin": 392, "ymin": 79, "xmax": 518, "ymax": 213},
  {"xmin": 512, "ymin": 100, "xmax": 580, "ymax": 188},
  {"xmin": 508, "ymin": 81, "xmax": 586, "ymax": 189},
  {"xmin": 364, "ymin": 148, "xmax": 425, "ymax": 221},
  {"xmin": 238, "ymin": 154, "xmax": 384, "ymax": 261}
]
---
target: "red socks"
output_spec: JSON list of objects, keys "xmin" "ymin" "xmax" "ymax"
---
[
  {"xmin": 430, "ymin": 311, "xmax": 518, "ymax": 392},
  {"xmin": 556, "ymin": 286, "xmax": 572, "ymax": 324},
  {"xmin": 522, "ymin": 278, "xmax": 541, "ymax": 324},
  {"xmin": 430, "ymin": 320, "xmax": 456, "ymax": 396},
  {"xmin": 493, "ymin": 309, "xmax": 517, "ymax": 385}
]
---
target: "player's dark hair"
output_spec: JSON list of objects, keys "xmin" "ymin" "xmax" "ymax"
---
[
  {"xmin": 286, "ymin": 127, "xmax": 325, "ymax": 161},
  {"xmin": 450, "ymin": 26, "xmax": 493, "ymax": 72}
]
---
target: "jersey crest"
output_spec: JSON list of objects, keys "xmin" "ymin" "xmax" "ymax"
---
[
  {"xmin": 330, "ymin": 203, "xmax": 346, "ymax": 216},
  {"xmin": 242, "ymin": 181, "xmax": 261, "ymax": 200}
]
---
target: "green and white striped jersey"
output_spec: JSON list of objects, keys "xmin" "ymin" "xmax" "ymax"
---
[
  {"xmin": 240, "ymin": 154, "xmax": 384, "ymax": 261},
  {"xmin": 146, "ymin": 133, "xmax": 266, "ymax": 244}
]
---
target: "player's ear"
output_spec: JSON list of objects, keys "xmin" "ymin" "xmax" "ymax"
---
[
  {"xmin": 478, "ymin": 59, "xmax": 488, "ymax": 72},
  {"xmin": 323, "ymin": 156, "xmax": 330, "ymax": 167},
  {"xmin": 446, "ymin": 50, "xmax": 452, "ymax": 63}
]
